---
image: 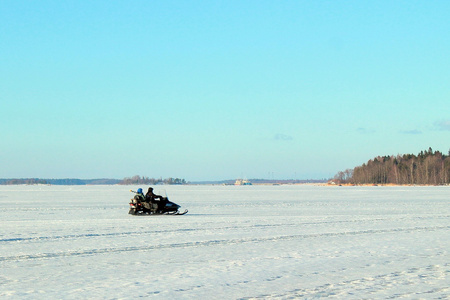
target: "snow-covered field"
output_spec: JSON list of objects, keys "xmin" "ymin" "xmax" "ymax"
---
[{"xmin": 0, "ymin": 185, "xmax": 449, "ymax": 299}]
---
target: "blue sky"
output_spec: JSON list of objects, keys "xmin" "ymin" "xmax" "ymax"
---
[{"xmin": 1, "ymin": 1, "xmax": 449, "ymax": 181}]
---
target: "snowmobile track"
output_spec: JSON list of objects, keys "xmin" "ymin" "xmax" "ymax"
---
[{"xmin": 1, "ymin": 225, "xmax": 448, "ymax": 262}]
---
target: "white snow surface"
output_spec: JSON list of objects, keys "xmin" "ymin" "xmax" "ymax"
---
[{"xmin": 0, "ymin": 185, "xmax": 449, "ymax": 299}]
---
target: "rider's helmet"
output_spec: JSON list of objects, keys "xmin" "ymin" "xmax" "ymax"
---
[{"xmin": 137, "ymin": 188, "xmax": 143, "ymax": 194}]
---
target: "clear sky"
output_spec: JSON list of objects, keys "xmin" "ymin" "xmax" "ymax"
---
[{"xmin": 1, "ymin": 1, "xmax": 449, "ymax": 181}]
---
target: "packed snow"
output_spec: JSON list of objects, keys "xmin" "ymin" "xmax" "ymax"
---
[{"xmin": 0, "ymin": 185, "xmax": 449, "ymax": 299}]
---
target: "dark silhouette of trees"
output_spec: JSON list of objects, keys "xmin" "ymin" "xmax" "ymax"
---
[
  {"xmin": 335, "ymin": 148, "xmax": 450, "ymax": 185},
  {"xmin": 0, "ymin": 178, "xmax": 48, "ymax": 185},
  {"xmin": 119, "ymin": 175, "xmax": 186, "ymax": 185},
  {"xmin": 0, "ymin": 176, "xmax": 186, "ymax": 185}
]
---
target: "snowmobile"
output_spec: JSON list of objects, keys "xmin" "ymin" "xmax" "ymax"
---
[{"xmin": 128, "ymin": 190, "xmax": 188, "ymax": 215}]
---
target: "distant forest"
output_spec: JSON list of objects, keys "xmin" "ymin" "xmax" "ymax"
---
[
  {"xmin": 119, "ymin": 175, "xmax": 186, "ymax": 185},
  {"xmin": 334, "ymin": 148, "xmax": 450, "ymax": 185},
  {"xmin": 0, "ymin": 175, "xmax": 186, "ymax": 185},
  {"xmin": 0, "ymin": 178, "xmax": 121, "ymax": 185}
]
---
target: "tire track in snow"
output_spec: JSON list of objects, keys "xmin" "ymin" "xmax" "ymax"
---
[
  {"xmin": 0, "ymin": 224, "xmax": 284, "ymax": 243},
  {"xmin": 1, "ymin": 225, "xmax": 448, "ymax": 262},
  {"xmin": 2, "ymin": 215, "xmax": 448, "ymax": 244}
]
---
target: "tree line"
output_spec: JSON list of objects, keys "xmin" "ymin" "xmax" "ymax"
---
[
  {"xmin": 119, "ymin": 175, "xmax": 186, "ymax": 185},
  {"xmin": 0, "ymin": 176, "xmax": 186, "ymax": 185},
  {"xmin": 0, "ymin": 178, "xmax": 49, "ymax": 185},
  {"xmin": 334, "ymin": 148, "xmax": 450, "ymax": 185}
]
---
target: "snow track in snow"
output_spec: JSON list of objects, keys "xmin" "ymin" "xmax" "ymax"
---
[{"xmin": 1, "ymin": 225, "xmax": 448, "ymax": 263}]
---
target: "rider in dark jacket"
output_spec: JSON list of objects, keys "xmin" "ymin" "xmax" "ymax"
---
[
  {"xmin": 145, "ymin": 187, "xmax": 162, "ymax": 201},
  {"xmin": 145, "ymin": 187, "xmax": 166, "ymax": 212}
]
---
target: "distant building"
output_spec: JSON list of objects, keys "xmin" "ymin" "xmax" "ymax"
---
[{"xmin": 235, "ymin": 179, "xmax": 252, "ymax": 185}]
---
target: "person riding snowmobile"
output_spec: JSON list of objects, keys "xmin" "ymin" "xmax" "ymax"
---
[
  {"xmin": 145, "ymin": 187, "xmax": 166, "ymax": 212},
  {"xmin": 145, "ymin": 187, "xmax": 162, "ymax": 201},
  {"xmin": 132, "ymin": 188, "xmax": 152, "ymax": 210},
  {"xmin": 135, "ymin": 188, "xmax": 145, "ymax": 201}
]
